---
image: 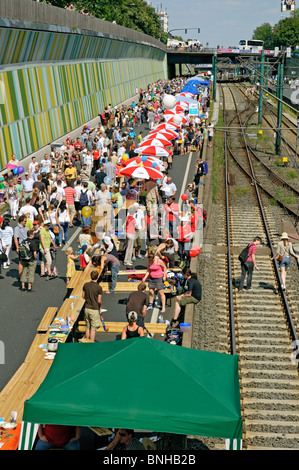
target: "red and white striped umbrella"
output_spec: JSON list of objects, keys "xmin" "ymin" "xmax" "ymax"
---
[
  {"xmin": 135, "ymin": 145, "xmax": 172, "ymax": 157},
  {"xmin": 152, "ymin": 123, "xmax": 179, "ymax": 133},
  {"xmin": 119, "ymin": 164, "xmax": 164, "ymax": 180},
  {"xmin": 140, "ymin": 137, "xmax": 172, "ymax": 147},
  {"xmin": 163, "ymin": 110, "xmax": 176, "ymax": 116},
  {"xmin": 124, "ymin": 155, "xmax": 165, "ymax": 168},
  {"xmin": 168, "ymin": 117, "xmax": 188, "ymax": 126},
  {"xmin": 175, "ymin": 105, "xmax": 185, "ymax": 113},
  {"xmin": 180, "ymin": 92, "xmax": 194, "ymax": 97},
  {"xmin": 147, "ymin": 130, "xmax": 178, "ymax": 140}
]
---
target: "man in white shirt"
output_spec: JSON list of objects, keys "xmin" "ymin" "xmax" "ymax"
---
[
  {"xmin": 18, "ymin": 198, "xmax": 38, "ymax": 221},
  {"xmin": 21, "ymin": 173, "xmax": 34, "ymax": 199},
  {"xmin": 132, "ymin": 203, "xmax": 145, "ymax": 260},
  {"xmin": 161, "ymin": 176, "xmax": 177, "ymax": 202},
  {"xmin": 28, "ymin": 157, "xmax": 37, "ymax": 177},
  {"xmin": 40, "ymin": 154, "xmax": 52, "ymax": 174},
  {"xmin": 83, "ymin": 150, "xmax": 93, "ymax": 174},
  {"xmin": 95, "ymin": 184, "xmax": 111, "ymax": 207}
]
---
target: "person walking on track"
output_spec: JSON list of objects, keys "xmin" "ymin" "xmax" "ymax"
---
[{"xmin": 238, "ymin": 236, "xmax": 262, "ymax": 292}]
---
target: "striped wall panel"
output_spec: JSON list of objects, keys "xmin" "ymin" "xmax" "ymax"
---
[
  {"xmin": 0, "ymin": 57, "xmax": 167, "ymax": 169},
  {"xmin": 0, "ymin": 28, "xmax": 165, "ymax": 66}
]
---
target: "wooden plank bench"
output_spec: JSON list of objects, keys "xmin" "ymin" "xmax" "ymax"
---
[
  {"xmin": 104, "ymin": 267, "xmax": 182, "ymax": 276},
  {"xmin": 77, "ymin": 321, "xmax": 168, "ymax": 334},
  {"xmin": 98, "ymin": 282, "xmax": 173, "ymax": 293},
  {"xmin": 67, "ymin": 270, "xmax": 82, "ymax": 290},
  {"xmin": 37, "ymin": 307, "xmax": 58, "ymax": 333}
]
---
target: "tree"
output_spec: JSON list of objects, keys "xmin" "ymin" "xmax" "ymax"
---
[
  {"xmin": 252, "ymin": 9, "xmax": 299, "ymax": 48},
  {"xmin": 33, "ymin": 0, "xmax": 167, "ymax": 43},
  {"xmin": 252, "ymin": 23, "xmax": 276, "ymax": 49}
]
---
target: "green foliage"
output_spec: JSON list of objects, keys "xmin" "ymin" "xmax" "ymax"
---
[
  {"xmin": 33, "ymin": 0, "xmax": 167, "ymax": 43},
  {"xmin": 252, "ymin": 9, "xmax": 299, "ymax": 48}
]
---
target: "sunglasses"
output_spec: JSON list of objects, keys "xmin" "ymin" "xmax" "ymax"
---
[{"xmin": 119, "ymin": 432, "xmax": 127, "ymax": 437}]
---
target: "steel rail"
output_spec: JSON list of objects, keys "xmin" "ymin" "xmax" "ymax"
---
[{"xmin": 226, "ymin": 84, "xmax": 299, "ymax": 347}]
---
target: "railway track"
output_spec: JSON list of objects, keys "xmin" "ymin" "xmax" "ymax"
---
[
  {"xmin": 231, "ymin": 84, "xmax": 299, "ymax": 224},
  {"xmin": 221, "ymin": 84, "xmax": 299, "ymax": 450},
  {"xmin": 238, "ymin": 82, "xmax": 299, "ymax": 165}
]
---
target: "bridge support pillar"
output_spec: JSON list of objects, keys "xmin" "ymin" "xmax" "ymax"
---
[
  {"xmin": 168, "ymin": 63, "xmax": 176, "ymax": 79},
  {"xmin": 275, "ymin": 59, "xmax": 284, "ymax": 155},
  {"xmin": 212, "ymin": 54, "xmax": 217, "ymax": 102},
  {"xmin": 258, "ymin": 50, "xmax": 264, "ymax": 125}
]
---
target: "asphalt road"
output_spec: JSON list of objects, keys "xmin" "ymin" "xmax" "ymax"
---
[{"xmin": 0, "ymin": 122, "xmax": 200, "ymax": 392}]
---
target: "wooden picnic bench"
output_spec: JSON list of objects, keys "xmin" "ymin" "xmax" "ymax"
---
[
  {"xmin": 36, "ymin": 307, "xmax": 58, "ymax": 333},
  {"xmin": 77, "ymin": 321, "xmax": 168, "ymax": 335}
]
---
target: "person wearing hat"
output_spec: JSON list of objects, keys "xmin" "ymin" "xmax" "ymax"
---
[
  {"xmin": 272, "ymin": 232, "xmax": 299, "ymax": 291},
  {"xmin": 121, "ymin": 311, "xmax": 144, "ymax": 340}
]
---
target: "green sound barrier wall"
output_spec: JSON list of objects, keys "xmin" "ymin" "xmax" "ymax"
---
[{"xmin": 0, "ymin": 28, "xmax": 167, "ymax": 170}]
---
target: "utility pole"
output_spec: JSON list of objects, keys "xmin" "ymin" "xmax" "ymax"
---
[
  {"xmin": 275, "ymin": 55, "xmax": 284, "ymax": 155},
  {"xmin": 212, "ymin": 53, "xmax": 217, "ymax": 102},
  {"xmin": 258, "ymin": 49, "xmax": 265, "ymax": 125}
]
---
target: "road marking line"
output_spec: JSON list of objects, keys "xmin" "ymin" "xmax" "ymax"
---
[
  {"xmin": 61, "ymin": 226, "xmax": 82, "ymax": 251},
  {"xmin": 179, "ymin": 151, "xmax": 193, "ymax": 210}
]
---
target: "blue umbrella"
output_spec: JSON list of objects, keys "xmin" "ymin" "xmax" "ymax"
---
[{"xmin": 175, "ymin": 95, "xmax": 199, "ymax": 104}]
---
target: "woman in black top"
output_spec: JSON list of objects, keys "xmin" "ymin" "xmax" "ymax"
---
[{"xmin": 121, "ymin": 311, "xmax": 144, "ymax": 340}]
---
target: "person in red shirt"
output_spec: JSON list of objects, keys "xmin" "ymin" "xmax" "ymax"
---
[
  {"xmin": 92, "ymin": 146, "xmax": 101, "ymax": 174},
  {"xmin": 35, "ymin": 424, "xmax": 81, "ymax": 450},
  {"xmin": 124, "ymin": 207, "xmax": 138, "ymax": 267},
  {"xmin": 177, "ymin": 217, "xmax": 193, "ymax": 268},
  {"xmin": 163, "ymin": 196, "xmax": 180, "ymax": 238},
  {"xmin": 64, "ymin": 183, "xmax": 76, "ymax": 227},
  {"xmin": 238, "ymin": 236, "xmax": 262, "ymax": 291}
]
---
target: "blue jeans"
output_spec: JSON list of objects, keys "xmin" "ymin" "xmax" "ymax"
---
[
  {"xmin": 35, "ymin": 438, "xmax": 80, "ymax": 450},
  {"xmin": 58, "ymin": 222, "xmax": 69, "ymax": 244},
  {"xmin": 82, "ymin": 215, "xmax": 91, "ymax": 227},
  {"xmin": 110, "ymin": 265, "xmax": 120, "ymax": 293}
]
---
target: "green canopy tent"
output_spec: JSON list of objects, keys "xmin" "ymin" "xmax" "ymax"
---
[{"xmin": 19, "ymin": 338, "xmax": 242, "ymax": 450}]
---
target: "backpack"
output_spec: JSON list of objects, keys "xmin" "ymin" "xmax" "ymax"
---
[
  {"xmin": 51, "ymin": 198, "xmax": 59, "ymax": 208},
  {"xmin": 79, "ymin": 190, "xmax": 89, "ymax": 207},
  {"xmin": 238, "ymin": 243, "xmax": 252, "ymax": 264},
  {"xmin": 203, "ymin": 161, "xmax": 208, "ymax": 175},
  {"xmin": 19, "ymin": 240, "xmax": 33, "ymax": 261}
]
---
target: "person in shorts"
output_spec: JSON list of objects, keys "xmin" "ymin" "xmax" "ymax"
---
[
  {"xmin": 171, "ymin": 268, "xmax": 202, "ymax": 327},
  {"xmin": 82, "ymin": 270, "xmax": 103, "ymax": 341}
]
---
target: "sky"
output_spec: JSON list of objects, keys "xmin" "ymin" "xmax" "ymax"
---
[{"xmin": 152, "ymin": 0, "xmax": 294, "ymax": 47}]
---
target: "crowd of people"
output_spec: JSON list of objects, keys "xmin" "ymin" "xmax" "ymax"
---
[{"xmin": 0, "ymin": 77, "xmax": 209, "ymax": 302}]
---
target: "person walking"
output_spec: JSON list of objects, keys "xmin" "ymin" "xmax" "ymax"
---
[
  {"xmin": 238, "ymin": 236, "xmax": 262, "ymax": 291},
  {"xmin": 65, "ymin": 246, "xmax": 79, "ymax": 285},
  {"xmin": 124, "ymin": 206, "xmax": 138, "ymax": 267},
  {"xmin": 14, "ymin": 215, "xmax": 28, "ymax": 280},
  {"xmin": 272, "ymin": 232, "xmax": 299, "ymax": 291},
  {"xmin": 0, "ymin": 218, "xmax": 14, "ymax": 269},
  {"xmin": 20, "ymin": 229, "xmax": 38, "ymax": 292},
  {"xmin": 6, "ymin": 180, "xmax": 19, "ymax": 220},
  {"xmin": 55, "ymin": 200, "xmax": 71, "ymax": 246},
  {"xmin": 39, "ymin": 220, "xmax": 56, "ymax": 279}
]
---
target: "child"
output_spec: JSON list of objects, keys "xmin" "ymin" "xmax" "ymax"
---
[
  {"xmin": 65, "ymin": 246, "xmax": 79, "ymax": 285},
  {"xmin": 79, "ymin": 245, "xmax": 90, "ymax": 271}
]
